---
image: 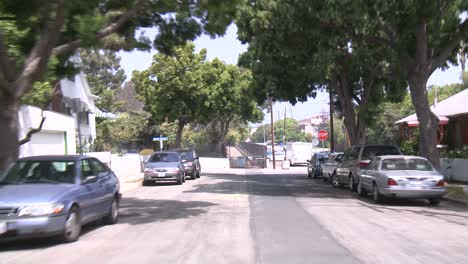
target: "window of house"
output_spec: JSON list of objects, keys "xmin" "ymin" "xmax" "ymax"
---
[{"xmin": 79, "ymin": 111, "xmax": 89, "ymax": 126}]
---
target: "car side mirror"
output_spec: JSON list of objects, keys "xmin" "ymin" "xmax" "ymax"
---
[
  {"xmin": 306, "ymin": 160, "xmax": 311, "ymax": 163},
  {"xmin": 82, "ymin": 175, "xmax": 98, "ymax": 184},
  {"xmin": 335, "ymin": 157, "xmax": 342, "ymax": 162}
]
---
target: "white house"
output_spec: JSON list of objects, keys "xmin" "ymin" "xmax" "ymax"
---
[
  {"xmin": 60, "ymin": 71, "xmax": 100, "ymax": 151},
  {"xmin": 18, "ymin": 69, "xmax": 112, "ymax": 157},
  {"xmin": 18, "ymin": 105, "xmax": 77, "ymax": 157}
]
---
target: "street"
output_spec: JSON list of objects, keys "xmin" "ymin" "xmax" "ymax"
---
[{"xmin": 1, "ymin": 169, "xmax": 468, "ymax": 264}]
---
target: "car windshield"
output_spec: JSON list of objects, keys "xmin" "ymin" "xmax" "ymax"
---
[
  {"xmin": 180, "ymin": 151, "xmax": 194, "ymax": 161},
  {"xmin": 362, "ymin": 146, "xmax": 401, "ymax": 160},
  {"xmin": 149, "ymin": 153, "xmax": 180, "ymax": 162},
  {"xmin": 381, "ymin": 158, "xmax": 433, "ymax": 171},
  {"xmin": 0, "ymin": 160, "xmax": 76, "ymax": 184}
]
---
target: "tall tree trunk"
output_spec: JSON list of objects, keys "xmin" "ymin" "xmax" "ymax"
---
[
  {"xmin": 333, "ymin": 76, "xmax": 360, "ymax": 145},
  {"xmin": 0, "ymin": 95, "xmax": 19, "ymax": 171},
  {"xmin": 174, "ymin": 121, "xmax": 185, "ymax": 149},
  {"xmin": 408, "ymin": 76, "xmax": 440, "ymax": 168}
]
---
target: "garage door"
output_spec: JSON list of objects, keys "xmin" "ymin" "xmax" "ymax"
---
[{"xmin": 29, "ymin": 131, "xmax": 67, "ymax": 155}]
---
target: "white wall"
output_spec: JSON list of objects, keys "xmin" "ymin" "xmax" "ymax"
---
[{"xmin": 18, "ymin": 105, "xmax": 76, "ymax": 157}]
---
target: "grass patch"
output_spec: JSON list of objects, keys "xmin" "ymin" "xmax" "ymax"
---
[{"xmin": 444, "ymin": 185, "xmax": 468, "ymax": 204}]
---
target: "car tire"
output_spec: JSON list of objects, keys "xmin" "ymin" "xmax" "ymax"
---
[
  {"xmin": 59, "ymin": 206, "xmax": 81, "ymax": 243},
  {"xmin": 177, "ymin": 174, "xmax": 183, "ymax": 185},
  {"xmin": 142, "ymin": 180, "xmax": 150, "ymax": 186},
  {"xmin": 372, "ymin": 183, "xmax": 383, "ymax": 204},
  {"xmin": 312, "ymin": 168, "xmax": 318, "ymax": 179},
  {"xmin": 357, "ymin": 181, "xmax": 367, "ymax": 197},
  {"xmin": 428, "ymin": 197, "xmax": 441, "ymax": 206},
  {"xmin": 307, "ymin": 169, "xmax": 312, "ymax": 178},
  {"xmin": 191, "ymin": 172, "xmax": 196, "ymax": 180},
  {"xmin": 331, "ymin": 173, "xmax": 340, "ymax": 188},
  {"xmin": 103, "ymin": 197, "xmax": 119, "ymax": 225},
  {"xmin": 348, "ymin": 176, "xmax": 356, "ymax": 192}
]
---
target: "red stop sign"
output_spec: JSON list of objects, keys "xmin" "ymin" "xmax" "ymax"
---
[{"xmin": 318, "ymin": 130, "xmax": 328, "ymax": 141}]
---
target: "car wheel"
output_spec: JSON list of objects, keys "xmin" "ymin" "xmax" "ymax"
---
[
  {"xmin": 331, "ymin": 173, "xmax": 340, "ymax": 188},
  {"xmin": 307, "ymin": 169, "xmax": 312, "ymax": 178},
  {"xmin": 103, "ymin": 197, "xmax": 119, "ymax": 225},
  {"xmin": 428, "ymin": 197, "xmax": 441, "ymax": 206},
  {"xmin": 59, "ymin": 206, "xmax": 81, "ymax": 243},
  {"xmin": 348, "ymin": 176, "xmax": 356, "ymax": 192},
  {"xmin": 177, "ymin": 174, "xmax": 183, "ymax": 185},
  {"xmin": 196, "ymin": 169, "xmax": 201, "ymax": 178},
  {"xmin": 312, "ymin": 168, "xmax": 318, "ymax": 179},
  {"xmin": 142, "ymin": 180, "xmax": 150, "ymax": 186},
  {"xmin": 191, "ymin": 171, "xmax": 196, "ymax": 180},
  {"xmin": 357, "ymin": 181, "xmax": 367, "ymax": 197},
  {"xmin": 372, "ymin": 183, "xmax": 383, "ymax": 204}
]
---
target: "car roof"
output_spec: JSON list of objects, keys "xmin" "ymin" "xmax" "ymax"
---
[
  {"xmin": 351, "ymin": 144, "xmax": 399, "ymax": 148},
  {"xmin": 18, "ymin": 155, "xmax": 92, "ymax": 161},
  {"xmin": 378, "ymin": 155, "xmax": 428, "ymax": 160},
  {"xmin": 173, "ymin": 149, "xmax": 193, "ymax": 152},
  {"xmin": 152, "ymin": 151, "xmax": 180, "ymax": 154}
]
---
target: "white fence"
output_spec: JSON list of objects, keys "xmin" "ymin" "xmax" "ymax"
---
[{"xmin": 440, "ymin": 158, "xmax": 468, "ymax": 183}]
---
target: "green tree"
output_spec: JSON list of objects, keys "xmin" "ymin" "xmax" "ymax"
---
[
  {"xmin": 79, "ymin": 49, "xmax": 126, "ymax": 112},
  {"xmin": 236, "ymin": 1, "xmax": 406, "ymax": 147},
  {"xmin": 95, "ymin": 112, "xmax": 149, "ymax": 153},
  {"xmin": 359, "ymin": 0, "xmax": 468, "ymax": 167},
  {"xmin": 251, "ymin": 118, "xmax": 310, "ymax": 144},
  {"xmin": 132, "ymin": 43, "xmax": 207, "ymax": 148},
  {"xmin": 0, "ymin": 0, "xmax": 241, "ymax": 170}
]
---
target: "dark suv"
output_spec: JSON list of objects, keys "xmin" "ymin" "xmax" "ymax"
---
[
  {"xmin": 176, "ymin": 149, "xmax": 201, "ymax": 180},
  {"xmin": 332, "ymin": 145, "xmax": 403, "ymax": 191}
]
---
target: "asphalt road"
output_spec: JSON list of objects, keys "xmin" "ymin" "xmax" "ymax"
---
[{"xmin": 1, "ymin": 169, "xmax": 468, "ymax": 264}]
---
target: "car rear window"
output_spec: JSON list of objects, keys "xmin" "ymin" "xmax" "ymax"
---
[
  {"xmin": 180, "ymin": 151, "xmax": 194, "ymax": 161},
  {"xmin": 149, "ymin": 153, "xmax": 180, "ymax": 162},
  {"xmin": 362, "ymin": 146, "xmax": 401, "ymax": 160},
  {"xmin": 381, "ymin": 158, "xmax": 433, "ymax": 171}
]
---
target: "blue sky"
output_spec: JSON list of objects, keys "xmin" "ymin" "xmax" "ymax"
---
[{"xmin": 118, "ymin": 24, "xmax": 464, "ymax": 125}]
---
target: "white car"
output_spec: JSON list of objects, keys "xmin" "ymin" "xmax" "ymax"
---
[{"xmin": 358, "ymin": 155, "xmax": 447, "ymax": 205}]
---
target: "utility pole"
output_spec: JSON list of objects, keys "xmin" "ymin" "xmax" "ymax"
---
[
  {"xmin": 269, "ymin": 97, "xmax": 276, "ymax": 169},
  {"xmin": 283, "ymin": 104, "xmax": 287, "ymax": 160},
  {"xmin": 329, "ymin": 87, "xmax": 335, "ymax": 153}
]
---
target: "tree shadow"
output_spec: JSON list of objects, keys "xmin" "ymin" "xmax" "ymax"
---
[
  {"xmin": 118, "ymin": 198, "xmax": 217, "ymax": 225},
  {"xmin": 0, "ymin": 198, "xmax": 217, "ymax": 250}
]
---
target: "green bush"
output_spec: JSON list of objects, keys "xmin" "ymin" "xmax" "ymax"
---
[
  {"xmin": 441, "ymin": 146, "xmax": 468, "ymax": 159},
  {"xmin": 139, "ymin": 149, "xmax": 154, "ymax": 155}
]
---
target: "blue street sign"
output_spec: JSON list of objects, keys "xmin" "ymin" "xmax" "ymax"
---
[{"xmin": 153, "ymin": 136, "xmax": 168, "ymax": 141}]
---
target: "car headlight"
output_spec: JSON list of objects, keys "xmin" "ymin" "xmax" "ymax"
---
[
  {"xmin": 185, "ymin": 162, "xmax": 193, "ymax": 166},
  {"xmin": 144, "ymin": 167, "xmax": 153, "ymax": 172},
  {"xmin": 18, "ymin": 203, "xmax": 65, "ymax": 217}
]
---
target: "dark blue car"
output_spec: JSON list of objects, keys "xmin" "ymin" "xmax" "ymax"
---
[{"xmin": 0, "ymin": 155, "xmax": 121, "ymax": 243}]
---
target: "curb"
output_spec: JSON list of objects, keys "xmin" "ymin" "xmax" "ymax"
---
[{"xmin": 442, "ymin": 196, "xmax": 468, "ymax": 206}]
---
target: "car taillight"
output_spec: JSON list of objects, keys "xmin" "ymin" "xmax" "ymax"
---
[
  {"xmin": 435, "ymin": 180, "xmax": 445, "ymax": 187},
  {"xmin": 387, "ymin": 178, "xmax": 398, "ymax": 186},
  {"xmin": 359, "ymin": 161, "xmax": 370, "ymax": 169}
]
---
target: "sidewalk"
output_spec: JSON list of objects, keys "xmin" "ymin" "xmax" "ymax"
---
[{"xmin": 443, "ymin": 184, "xmax": 468, "ymax": 206}]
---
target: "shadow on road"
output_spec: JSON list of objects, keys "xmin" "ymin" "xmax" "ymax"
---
[
  {"xmin": 0, "ymin": 198, "xmax": 217, "ymax": 251},
  {"xmin": 118, "ymin": 198, "xmax": 217, "ymax": 225},
  {"xmin": 189, "ymin": 173, "xmax": 468, "ymax": 215}
]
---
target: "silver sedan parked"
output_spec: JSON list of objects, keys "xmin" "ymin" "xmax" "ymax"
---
[
  {"xmin": 357, "ymin": 155, "xmax": 446, "ymax": 205},
  {"xmin": 143, "ymin": 152, "xmax": 186, "ymax": 185}
]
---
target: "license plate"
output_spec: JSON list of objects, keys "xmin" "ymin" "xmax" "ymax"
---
[
  {"xmin": 410, "ymin": 181, "xmax": 422, "ymax": 186},
  {"xmin": 157, "ymin": 172, "xmax": 166, "ymax": 177},
  {"xmin": 0, "ymin": 222, "xmax": 7, "ymax": 235}
]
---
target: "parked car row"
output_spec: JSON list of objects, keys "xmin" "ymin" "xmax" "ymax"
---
[
  {"xmin": 142, "ymin": 149, "xmax": 201, "ymax": 186},
  {"xmin": 307, "ymin": 145, "xmax": 447, "ymax": 205}
]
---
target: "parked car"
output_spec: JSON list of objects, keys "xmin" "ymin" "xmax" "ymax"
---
[
  {"xmin": 143, "ymin": 152, "xmax": 186, "ymax": 185},
  {"xmin": 0, "ymin": 155, "xmax": 121, "ymax": 243},
  {"xmin": 307, "ymin": 152, "xmax": 329, "ymax": 178},
  {"xmin": 321, "ymin": 152, "xmax": 343, "ymax": 181},
  {"xmin": 176, "ymin": 149, "xmax": 201, "ymax": 180},
  {"xmin": 332, "ymin": 145, "xmax": 403, "ymax": 191},
  {"xmin": 358, "ymin": 156, "xmax": 447, "ymax": 205}
]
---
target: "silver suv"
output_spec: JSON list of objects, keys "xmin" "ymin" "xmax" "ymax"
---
[{"xmin": 331, "ymin": 145, "xmax": 403, "ymax": 191}]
